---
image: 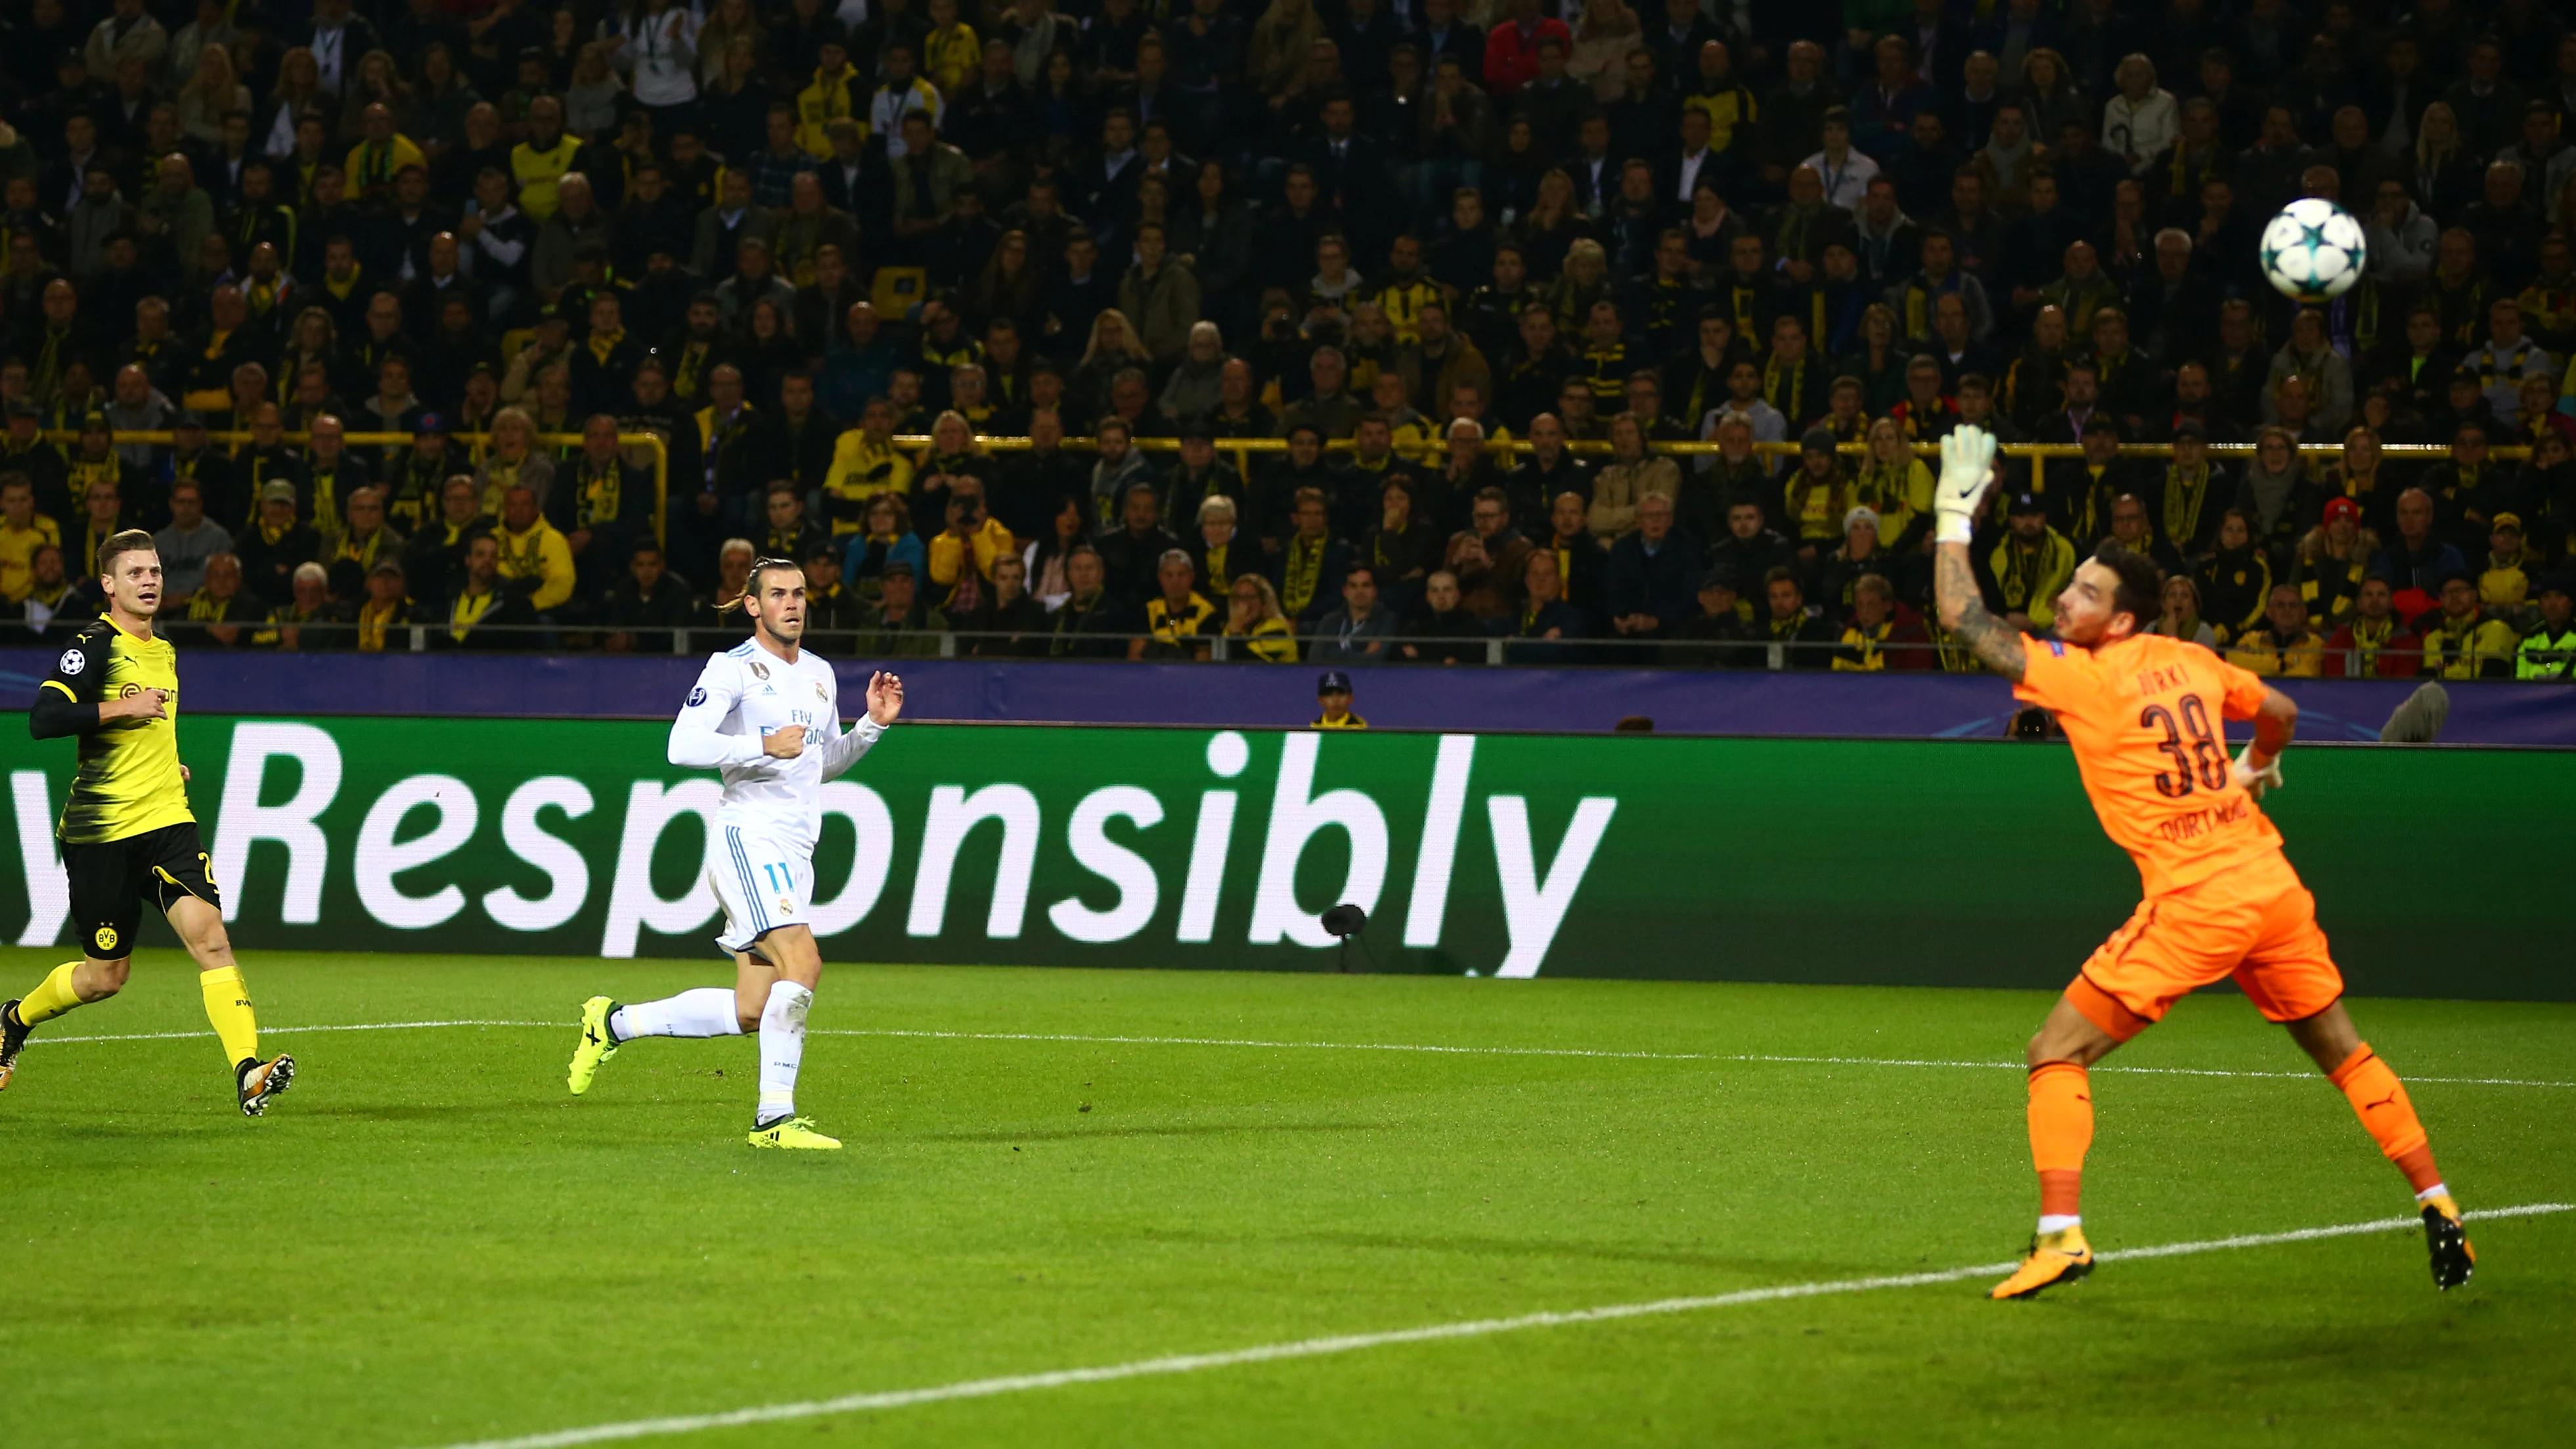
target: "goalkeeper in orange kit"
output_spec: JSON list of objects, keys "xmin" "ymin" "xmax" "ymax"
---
[{"xmin": 1928, "ymin": 426, "xmax": 2474, "ymax": 1301}]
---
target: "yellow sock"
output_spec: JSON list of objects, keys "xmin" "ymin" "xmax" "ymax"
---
[
  {"xmin": 16, "ymin": 962, "xmax": 86, "ymax": 1027},
  {"xmin": 200, "ymin": 967, "xmax": 260, "ymax": 1071}
]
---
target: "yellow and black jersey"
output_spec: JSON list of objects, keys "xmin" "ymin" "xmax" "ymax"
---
[
  {"xmin": 31, "ymin": 618, "xmax": 194, "ymax": 845},
  {"xmin": 1143, "ymin": 593, "xmax": 1219, "ymax": 651}
]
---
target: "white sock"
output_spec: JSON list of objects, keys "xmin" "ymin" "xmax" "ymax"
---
[
  {"xmin": 609, "ymin": 988, "xmax": 744, "ymax": 1041},
  {"xmin": 2037, "ymin": 1214, "xmax": 2083, "ymax": 1236},
  {"xmin": 2416, "ymin": 1183, "xmax": 2451, "ymax": 1203},
  {"xmin": 757, "ymin": 980, "xmax": 813, "ymax": 1125}
]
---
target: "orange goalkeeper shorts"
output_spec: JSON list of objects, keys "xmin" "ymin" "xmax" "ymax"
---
[{"xmin": 2066, "ymin": 876, "xmax": 2345, "ymax": 1042}]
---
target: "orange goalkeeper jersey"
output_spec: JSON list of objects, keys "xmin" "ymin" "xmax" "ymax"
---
[{"xmin": 2014, "ymin": 632, "xmax": 2292, "ymax": 899}]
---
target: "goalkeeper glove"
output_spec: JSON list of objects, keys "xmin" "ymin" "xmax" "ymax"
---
[
  {"xmin": 1934, "ymin": 426, "xmax": 2000, "ymax": 545},
  {"xmin": 2232, "ymin": 745, "xmax": 2284, "ymax": 799}
]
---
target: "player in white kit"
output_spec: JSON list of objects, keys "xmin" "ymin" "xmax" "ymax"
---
[{"xmin": 564, "ymin": 556, "xmax": 903, "ymax": 1149}]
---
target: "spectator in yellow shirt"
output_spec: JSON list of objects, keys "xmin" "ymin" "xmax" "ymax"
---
[
  {"xmin": 2225, "ymin": 584, "xmax": 2328, "ymax": 677},
  {"xmin": 920, "ymin": 0, "xmax": 981, "ymax": 96},
  {"xmin": 822, "ymin": 398, "xmax": 918, "ymax": 532},
  {"xmin": 0, "ymin": 474, "xmax": 62, "ymax": 601},
  {"xmin": 926, "ymin": 476, "xmax": 1016, "ymax": 614},
  {"xmin": 2416, "ymin": 573, "xmax": 2522, "ymax": 679},
  {"xmin": 345, "ymin": 103, "xmax": 427, "ymax": 203},
  {"xmin": 493, "ymin": 484, "xmax": 576, "ymax": 615}
]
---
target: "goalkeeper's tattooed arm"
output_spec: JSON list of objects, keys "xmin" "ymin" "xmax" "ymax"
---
[{"xmin": 1934, "ymin": 544, "xmax": 2029, "ymax": 682}]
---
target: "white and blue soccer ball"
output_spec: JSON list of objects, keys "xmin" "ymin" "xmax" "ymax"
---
[{"xmin": 2259, "ymin": 198, "xmax": 2369, "ymax": 303}]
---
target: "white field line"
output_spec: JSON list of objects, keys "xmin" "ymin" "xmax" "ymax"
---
[
  {"xmin": 414, "ymin": 1203, "xmax": 2573, "ymax": 1449},
  {"xmin": 31, "ymin": 1019, "xmax": 2576, "ymax": 1088}
]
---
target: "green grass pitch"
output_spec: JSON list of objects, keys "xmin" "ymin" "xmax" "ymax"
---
[{"xmin": 2, "ymin": 946, "xmax": 2571, "ymax": 1449}]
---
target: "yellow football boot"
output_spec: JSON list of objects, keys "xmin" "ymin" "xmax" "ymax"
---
[{"xmin": 1988, "ymin": 1226, "xmax": 2093, "ymax": 1300}]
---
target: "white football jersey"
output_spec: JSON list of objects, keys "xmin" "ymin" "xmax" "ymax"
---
[{"xmin": 669, "ymin": 639, "xmax": 882, "ymax": 854}]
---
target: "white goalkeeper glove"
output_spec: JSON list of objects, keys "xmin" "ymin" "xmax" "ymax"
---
[
  {"xmin": 1934, "ymin": 426, "xmax": 2000, "ymax": 545},
  {"xmin": 2232, "ymin": 745, "xmax": 2284, "ymax": 799}
]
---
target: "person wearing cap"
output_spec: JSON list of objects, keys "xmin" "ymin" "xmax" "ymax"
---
[
  {"xmin": 854, "ymin": 557, "xmax": 952, "ymax": 658},
  {"xmin": 64, "ymin": 409, "xmax": 148, "ymax": 524},
  {"xmin": 163, "ymin": 410, "xmax": 225, "ymax": 518},
  {"xmin": 2145, "ymin": 416, "xmax": 2226, "ymax": 565},
  {"xmin": 2515, "ymin": 577, "xmax": 2576, "ymax": 682},
  {"xmin": 1811, "ymin": 504, "xmax": 1894, "ymax": 616},
  {"xmin": 2324, "ymin": 575, "xmax": 2424, "ymax": 679},
  {"xmin": 1164, "ymin": 424, "xmax": 1247, "ymax": 539},
  {"xmin": 2476, "ymin": 512, "xmax": 2539, "ymax": 613},
  {"xmin": 0, "ymin": 397, "xmax": 70, "ymax": 522},
  {"xmin": 2292, "ymin": 494, "xmax": 2376, "ymax": 631},
  {"xmin": 236, "ymin": 478, "xmax": 321, "ymax": 605},
  {"xmin": 2414, "ymin": 571, "xmax": 2520, "ymax": 679},
  {"xmin": 384, "ymin": 415, "xmax": 457, "ymax": 533},
  {"xmin": 2056, "ymin": 412, "xmax": 2141, "ymax": 548},
  {"xmin": 2223, "ymin": 583, "xmax": 2328, "ymax": 677},
  {"xmin": 1662, "ymin": 569, "xmax": 1760, "ymax": 668},
  {"xmin": 352, "ymin": 557, "xmax": 414, "ymax": 652},
  {"xmin": 795, "ymin": 541, "xmax": 862, "ymax": 637},
  {"xmin": 1991, "ymin": 488, "xmax": 2076, "ymax": 632},
  {"xmin": 1312, "ymin": 671, "xmax": 1367, "ymax": 730}
]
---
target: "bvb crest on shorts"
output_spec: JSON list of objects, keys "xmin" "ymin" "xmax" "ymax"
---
[{"xmin": 95, "ymin": 925, "xmax": 118, "ymax": 952}]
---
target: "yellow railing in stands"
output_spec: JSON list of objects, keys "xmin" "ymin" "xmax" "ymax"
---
[
  {"xmin": 66, "ymin": 431, "xmax": 671, "ymax": 546},
  {"xmin": 888, "ymin": 434, "xmax": 2530, "ymax": 506}
]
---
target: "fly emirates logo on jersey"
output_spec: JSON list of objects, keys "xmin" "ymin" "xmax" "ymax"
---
[{"xmin": 8, "ymin": 726, "xmax": 1618, "ymax": 977}]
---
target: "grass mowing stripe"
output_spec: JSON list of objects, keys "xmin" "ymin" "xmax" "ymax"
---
[
  {"xmin": 31, "ymin": 1019, "xmax": 2576, "ymax": 1088},
  {"xmin": 822, "ymin": 1028, "xmax": 2576, "ymax": 1090},
  {"xmin": 413, "ymin": 1203, "xmax": 2574, "ymax": 1449},
  {"xmin": 33, "ymin": 1019, "xmax": 557, "ymax": 1045}
]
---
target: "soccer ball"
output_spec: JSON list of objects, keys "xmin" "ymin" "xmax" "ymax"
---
[{"xmin": 2259, "ymin": 199, "xmax": 2368, "ymax": 303}]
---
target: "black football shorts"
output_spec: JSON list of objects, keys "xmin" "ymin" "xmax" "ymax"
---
[{"xmin": 62, "ymin": 822, "xmax": 223, "ymax": 960}]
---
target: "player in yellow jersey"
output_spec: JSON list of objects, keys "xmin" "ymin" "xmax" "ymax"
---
[
  {"xmin": 1930, "ymin": 426, "xmax": 2472, "ymax": 1300},
  {"xmin": 1, "ymin": 530, "xmax": 296, "ymax": 1115}
]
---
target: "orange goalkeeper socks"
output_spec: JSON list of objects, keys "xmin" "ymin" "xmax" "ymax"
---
[
  {"xmin": 2027, "ymin": 1061, "xmax": 2093, "ymax": 1223},
  {"xmin": 2328, "ymin": 1044, "xmax": 2445, "ymax": 1195}
]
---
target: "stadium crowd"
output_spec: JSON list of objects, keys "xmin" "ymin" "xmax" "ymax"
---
[{"xmin": 0, "ymin": 0, "xmax": 2571, "ymax": 679}]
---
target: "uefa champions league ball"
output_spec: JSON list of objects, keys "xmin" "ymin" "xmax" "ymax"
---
[{"xmin": 2259, "ymin": 198, "xmax": 2368, "ymax": 303}]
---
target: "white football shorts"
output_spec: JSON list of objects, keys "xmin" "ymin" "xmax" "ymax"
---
[{"xmin": 706, "ymin": 824, "xmax": 814, "ymax": 955}]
